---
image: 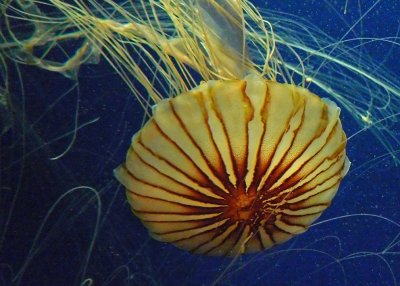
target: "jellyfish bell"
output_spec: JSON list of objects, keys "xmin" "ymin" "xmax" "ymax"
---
[{"xmin": 115, "ymin": 70, "xmax": 350, "ymax": 256}]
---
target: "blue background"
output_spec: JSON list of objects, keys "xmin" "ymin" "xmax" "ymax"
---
[{"xmin": 1, "ymin": 1, "xmax": 399, "ymax": 285}]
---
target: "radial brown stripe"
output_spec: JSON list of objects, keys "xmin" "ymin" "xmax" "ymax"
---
[
  {"xmin": 263, "ymin": 154, "xmax": 345, "ymax": 206},
  {"xmin": 258, "ymin": 92, "xmax": 306, "ymax": 189},
  {"xmin": 293, "ymin": 151, "xmax": 346, "ymax": 192},
  {"xmin": 281, "ymin": 215, "xmax": 307, "ymax": 228},
  {"xmin": 229, "ymin": 224, "xmax": 252, "ymax": 256},
  {"xmin": 148, "ymin": 216, "xmax": 227, "ymax": 235},
  {"xmin": 169, "ymin": 96, "xmax": 235, "ymax": 191},
  {"xmin": 260, "ymin": 99, "xmax": 306, "ymax": 192},
  {"xmin": 126, "ymin": 185, "xmax": 223, "ymax": 210},
  {"xmin": 262, "ymin": 95, "xmax": 328, "ymax": 192},
  {"xmin": 208, "ymin": 83, "xmax": 241, "ymax": 189},
  {"xmin": 242, "ymin": 229, "xmax": 263, "ymax": 253},
  {"xmin": 134, "ymin": 210, "xmax": 223, "ymax": 221},
  {"xmin": 245, "ymin": 79, "xmax": 270, "ymax": 193},
  {"xmin": 206, "ymin": 222, "xmax": 245, "ymax": 256},
  {"xmin": 115, "ymin": 74, "xmax": 350, "ymax": 256},
  {"xmin": 253, "ymin": 83, "xmax": 300, "ymax": 193},
  {"xmin": 285, "ymin": 204, "xmax": 327, "ymax": 214},
  {"xmin": 198, "ymin": 91, "xmax": 238, "ymax": 191},
  {"xmin": 122, "ymin": 162, "xmax": 224, "ymax": 207},
  {"xmin": 127, "ymin": 188, "xmax": 225, "ymax": 214},
  {"xmin": 270, "ymin": 148, "xmax": 344, "ymax": 196},
  {"xmin": 268, "ymin": 124, "xmax": 345, "ymax": 195},
  {"xmin": 150, "ymin": 117, "xmax": 230, "ymax": 196},
  {"xmin": 280, "ymin": 120, "xmax": 344, "ymax": 188},
  {"xmin": 138, "ymin": 120, "xmax": 214, "ymax": 188},
  {"xmin": 262, "ymin": 223, "xmax": 277, "ymax": 244},
  {"xmin": 195, "ymin": 91, "xmax": 235, "ymax": 190},
  {"xmin": 285, "ymin": 159, "xmax": 346, "ymax": 202},
  {"xmin": 210, "ymin": 223, "xmax": 245, "ymax": 256},
  {"xmin": 154, "ymin": 218, "xmax": 230, "ymax": 243},
  {"xmin": 136, "ymin": 139, "xmax": 209, "ymax": 189},
  {"xmin": 270, "ymin": 223, "xmax": 293, "ymax": 237},
  {"xmin": 136, "ymin": 137, "xmax": 228, "ymax": 200},
  {"xmin": 126, "ymin": 145, "xmax": 216, "ymax": 201},
  {"xmin": 189, "ymin": 221, "xmax": 237, "ymax": 254}
]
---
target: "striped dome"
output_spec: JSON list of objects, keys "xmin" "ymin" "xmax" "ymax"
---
[{"xmin": 115, "ymin": 74, "xmax": 350, "ymax": 256}]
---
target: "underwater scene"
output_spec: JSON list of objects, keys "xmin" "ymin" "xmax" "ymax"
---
[{"xmin": 1, "ymin": 0, "xmax": 399, "ymax": 285}]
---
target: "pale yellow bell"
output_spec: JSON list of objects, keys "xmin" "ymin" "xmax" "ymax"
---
[{"xmin": 115, "ymin": 74, "xmax": 350, "ymax": 256}]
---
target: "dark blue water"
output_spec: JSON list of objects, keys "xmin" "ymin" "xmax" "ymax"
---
[{"xmin": 1, "ymin": 1, "xmax": 399, "ymax": 285}]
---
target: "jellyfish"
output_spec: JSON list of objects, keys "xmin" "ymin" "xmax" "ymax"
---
[
  {"xmin": 0, "ymin": 0, "xmax": 399, "ymax": 285},
  {"xmin": 114, "ymin": 77, "xmax": 350, "ymax": 256},
  {"xmin": 105, "ymin": 0, "xmax": 351, "ymax": 256}
]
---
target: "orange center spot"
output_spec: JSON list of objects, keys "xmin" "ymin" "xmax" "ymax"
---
[{"xmin": 226, "ymin": 191, "xmax": 257, "ymax": 222}]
